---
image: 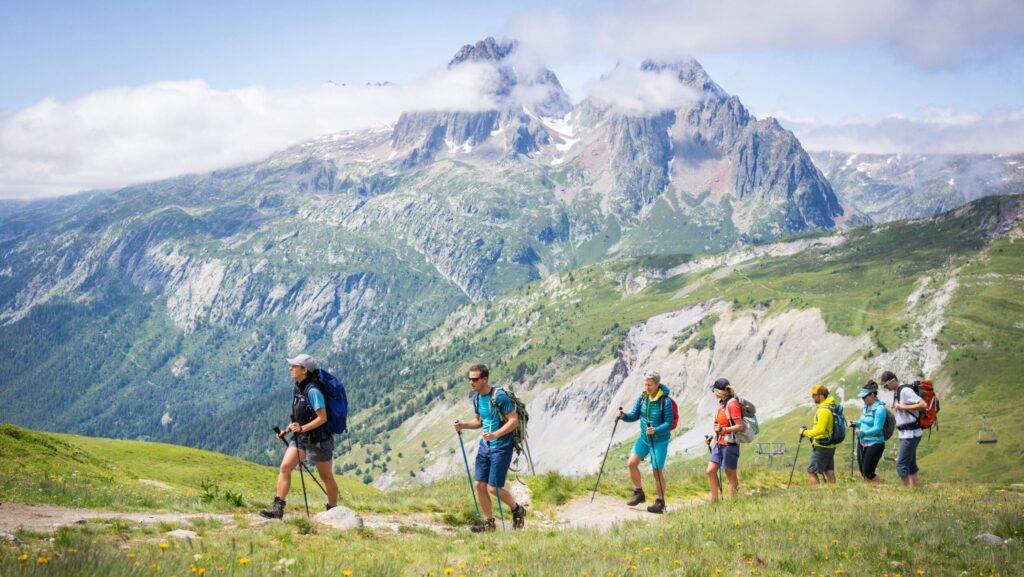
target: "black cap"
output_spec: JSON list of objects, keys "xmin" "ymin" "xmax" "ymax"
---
[{"xmin": 711, "ymin": 378, "xmax": 730, "ymax": 391}]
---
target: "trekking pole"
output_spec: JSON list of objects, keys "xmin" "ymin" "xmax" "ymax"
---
[
  {"xmin": 454, "ymin": 422, "xmax": 481, "ymax": 520},
  {"xmin": 496, "ymin": 486, "xmax": 506, "ymax": 531},
  {"xmin": 273, "ymin": 427, "xmax": 328, "ymax": 497},
  {"xmin": 850, "ymin": 427, "xmax": 856, "ymax": 478},
  {"xmin": 590, "ymin": 408, "xmax": 622, "ymax": 503},
  {"xmin": 787, "ymin": 435, "xmax": 804, "ymax": 489}
]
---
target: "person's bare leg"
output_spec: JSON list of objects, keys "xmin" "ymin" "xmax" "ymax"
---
[
  {"xmin": 707, "ymin": 462, "xmax": 721, "ymax": 500},
  {"xmin": 314, "ymin": 460, "xmax": 339, "ymax": 507},
  {"xmin": 276, "ymin": 447, "xmax": 301, "ymax": 499},
  {"xmin": 652, "ymin": 469, "xmax": 666, "ymax": 501},
  {"xmin": 725, "ymin": 468, "xmax": 739, "ymax": 498},
  {"xmin": 628, "ymin": 454, "xmax": 643, "ymax": 491},
  {"xmin": 824, "ymin": 470, "xmax": 836, "ymax": 484},
  {"xmin": 475, "ymin": 480, "xmax": 493, "ymax": 518},
  {"xmin": 488, "ymin": 486, "xmax": 518, "ymax": 509},
  {"xmin": 807, "ymin": 471, "xmax": 819, "ymax": 485}
]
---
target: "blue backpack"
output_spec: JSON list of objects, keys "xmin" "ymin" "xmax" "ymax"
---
[
  {"xmin": 315, "ymin": 368, "xmax": 349, "ymax": 435},
  {"xmin": 822, "ymin": 402, "xmax": 846, "ymax": 445}
]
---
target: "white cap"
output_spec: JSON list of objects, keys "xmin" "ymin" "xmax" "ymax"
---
[
  {"xmin": 643, "ymin": 370, "xmax": 661, "ymax": 382},
  {"xmin": 286, "ymin": 353, "xmax": 318, "ymax": 372}
]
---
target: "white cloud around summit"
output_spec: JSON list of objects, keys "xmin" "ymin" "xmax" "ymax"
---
[
  {"xmin": 0, "ymin": 64, "xmax": 500, "ymax": 199},
  {"xmin": 774, "ymin": 107, "xmax": 1024, "ymax": 154}
]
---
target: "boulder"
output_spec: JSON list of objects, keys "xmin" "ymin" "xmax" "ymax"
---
[
  {"xmin": 313, "ymin": 506, "xmax": 363, "ymax": 531},
  {"xmin": 164, "ymin": 530, "xmax": 198, "ymax": 540},
  {"xmin": 975, "ymin": 533, "xmax": 1004, "ymax": 546}
]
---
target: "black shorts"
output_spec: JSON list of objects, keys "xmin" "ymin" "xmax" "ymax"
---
[{"xmin": 858, "ymin": 443, "xmax": 885, "ymax": 479}]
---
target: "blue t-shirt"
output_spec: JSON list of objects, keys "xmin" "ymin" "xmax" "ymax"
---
[
  {"xmin": 306, "ymin": 387, "xmax": 326, "ymax": 413},
  {"xmin": 477, "ymin": 389, "xmax": 515, "ymax": 450}
]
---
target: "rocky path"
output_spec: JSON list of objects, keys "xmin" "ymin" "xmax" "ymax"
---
[{"xmin": 0, "ymin": 492, "xmax": 697, "ymax": 536}]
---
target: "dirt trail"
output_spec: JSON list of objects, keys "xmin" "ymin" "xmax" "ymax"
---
[
  {"xmin": 0, "ymin": 502, "xmax": 259, "ymax": 534},
  {"xmin": 0, "ymin": 493, "xmax": 696, "ymax": 535},
  {"xmin": 546, "ymin": 494, "xmax": 704, "ymax": 531}
]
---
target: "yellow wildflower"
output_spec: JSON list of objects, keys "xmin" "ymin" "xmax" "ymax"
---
[
  {"xmin": 159, "ymin": 542, "xmax": 170, "ymax": 550},
  {"xmin": 18, "ymin": 554, "xmax": 29, "ymax": 562},
  {"xmin": 37, "ymin": 557, "xmax": 51, "ymax": 565},
  {"xmin": 239, "ymin": 558, "xmax": 251, "ymax": 565},
  {"xmin": 342, "ymin": 571, "xmax": 352, "ymax": 576},
  {"xmin": 444, "ymin": 568, "xmax": 454, "ymax": 575}
]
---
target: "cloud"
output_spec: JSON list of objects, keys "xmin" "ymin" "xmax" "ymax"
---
[
  {"xmin": 588, "ymin": 65, "xmax": 699, "ymax": 116},
  {"xmin": 587, "ymin": 0, "xmax": 1024, "ymax": 69},
  {"xmin": 773, "ymin": 107, "xmax": 1024, "ymax": 154},
  {"xmin": 0, "ymin": 64, "xmax": 500, "ymax": 198}
]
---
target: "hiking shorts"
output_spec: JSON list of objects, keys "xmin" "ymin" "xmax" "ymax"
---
[
  {"xmin": 896, "ymin": 436, "xmax": 921, "ymax": 478},
  {"xmin": 475, "ymin": 440, "xmax": 514, "ymax": 488},
  {"xmin": 632, "ymin": 437, "xmax": 670, "ymax": 470},
  {"xmin": 709, "ymin": 443, "xmax": 740, "ymax": 470},
  {"xmin": 290, "ymin": 436, "xmax": 334, "ymax": 463},
  {"xmin": 807, "ymin": 446, "xmax": 836, "ymax": 474},
  {"xmin": 858, "ymin": 442, "xmax": 885, "ymax": 480}
]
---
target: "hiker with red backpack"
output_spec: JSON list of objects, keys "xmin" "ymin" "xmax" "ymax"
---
[
  {"xmin": 617, "ymin": 370, "xmax": 675, "ymax": 514},
  {"xmin": 881, "ymin": 370, "xmax": 931, "ymax": 487},
  {"xmin": 708, "ymin": 378, "xmax": 746, "ymax": 500},
  {"xmin": 260, "ymin": 354, "xmax": 344, "ymax": 519}
]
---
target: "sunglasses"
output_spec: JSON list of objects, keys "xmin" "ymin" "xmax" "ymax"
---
[{"xmin": 468, "ymin": 376, "xmax": 484, "ymax": 382}]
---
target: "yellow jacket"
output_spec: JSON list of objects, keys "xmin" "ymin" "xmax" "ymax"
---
[{"xmin": 802, "ymin": 396, "xmax": 838, "ymax": 448}]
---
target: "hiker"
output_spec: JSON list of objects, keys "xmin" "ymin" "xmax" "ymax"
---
[
  {"xmin": 800, "ymin": 384, "xmax": 839, "ymax": 485},
  {"xmin": 881, "ymin": 370, "xmax": 927, "ymax": 487},
  {"xmin": 617, "ymin": 370, "xmax": 673, "ymax": 514},
  {"xmin": 849, "ymin": 380, "xmax": 886, "ymax": 483},
  {"xmin": 259, "ymin": 354, "xmax": 338, "ymax": 519},
  {"xmin": 452, "ymin": 364, "xmax": 527, "ymax": 532},
  {"xmin": 707, "ymin": 378, "xmax": 744, "ymax": 500}
]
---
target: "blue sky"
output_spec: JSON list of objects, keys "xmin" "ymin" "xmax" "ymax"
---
[{"xmin": 2, "ymin": 0, "xmax": 1023, "ymax": 197}]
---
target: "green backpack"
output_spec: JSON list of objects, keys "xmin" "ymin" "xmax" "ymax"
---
[{"xmin": 472, "ymin": 386, "xmax": 533, "ymax": 472}]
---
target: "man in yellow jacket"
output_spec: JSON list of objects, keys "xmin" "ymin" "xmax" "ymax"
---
[{"xmin": 799, "ymin": 384, "xmax": 839, "ymax": 485}]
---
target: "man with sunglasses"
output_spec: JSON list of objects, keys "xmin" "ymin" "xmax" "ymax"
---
[
  {"xmin": 453, "ymin": 364, "xmax": 527, "ymax": 532},
  {"xmin": 881, "ymin": 370, "xmax": 928, "ymax": 487}
]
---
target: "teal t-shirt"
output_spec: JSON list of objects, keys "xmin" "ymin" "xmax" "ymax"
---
[
  {"xmin": 306, "ymin": 387, "xmax": 325, "ymax": 412},
  {"xmin": 477, "ymin": 389, "xmax": 515, "ymax": 450}
]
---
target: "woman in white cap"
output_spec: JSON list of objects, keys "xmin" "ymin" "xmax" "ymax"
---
[
  {"xmin": 617, "ymin": 370, "xmax": 674, "ymax": 514},
  {"xmin": 259, "ymin": 353, "xmax": 338, "ymax": 519}
]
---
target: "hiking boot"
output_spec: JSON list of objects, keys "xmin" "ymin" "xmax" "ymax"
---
[
  {"xmin": 470, "ymin": 518, "xmax": 496, "ymax": 533},
  {"xmin": 511, "ymin": 504, "xmax": 527, "ymax": 530},
  {"xmin": 325, "ymin": 503, "xmax": 335, "ymax": 511},
  {"xmin": 259, "ymin": 496, "xmax": 285, "ymax": 519},
  {"xmin": 626, "ymin": 488, "xmax": 646, "ymax": 507},
  {"xmin": 646, "ymin": 498, "xmax": 666, "ymax": 514}
]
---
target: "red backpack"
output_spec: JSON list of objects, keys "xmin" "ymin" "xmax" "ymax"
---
[
  {"xmin": 897, "ymin": 380, "xmax": 940, "ymax": 430},
  {"xmin": 658, "ymin": 396, "xmax": 680, "ymax": 431}
]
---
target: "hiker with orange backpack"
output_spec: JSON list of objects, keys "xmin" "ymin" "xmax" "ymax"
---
[
  {"xmin": 881, "ymin": 370, "xmax": 930, "ymax": 487},
  {"xmin": 617, "ymin": 370, "xmax": 675, "ymax": 514},
  {"xmin": 708, "ymin": 378, "xmax": 745, "ymax": 501}
]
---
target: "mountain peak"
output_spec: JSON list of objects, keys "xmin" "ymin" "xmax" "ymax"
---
[
  {"xmin": 449, "ymin": 37, "xmax": 518, "ymax": 68},
  {"xmin": 641, "ymin": 58, "xmax": 725, "ymax": 97}
]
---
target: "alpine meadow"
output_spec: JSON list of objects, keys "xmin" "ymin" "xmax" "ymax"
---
[{"xmin": 1, "ymin": 24, "xmax": 1023, "ymax": 577}]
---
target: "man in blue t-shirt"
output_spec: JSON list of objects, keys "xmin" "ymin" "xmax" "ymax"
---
[{"xmin": 453, "ymin": 364, "xmax": 527, "ymax": 532}]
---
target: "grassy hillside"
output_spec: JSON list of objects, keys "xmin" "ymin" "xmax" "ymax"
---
[
  {"xmin": 0, "ymin": 425, "xmax": 377, "ymax": 512},
  {"xmin": 4, "ymin": 483, "xmax": 1022, "ymax": 577},
  {"xmin": 363, "ymin": 195, "xmax": 1024, "ymax": 485}
]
